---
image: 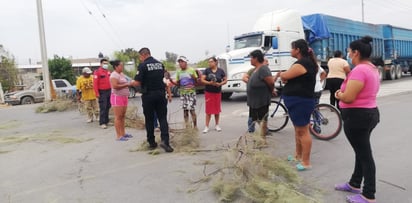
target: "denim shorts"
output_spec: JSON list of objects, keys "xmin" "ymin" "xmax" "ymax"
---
[{"xmin": 283, "ymin": 95, "xmax": 315, "ymax": 126}]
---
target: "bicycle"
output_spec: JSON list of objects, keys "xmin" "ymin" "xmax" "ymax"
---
[{"xmin": 267, "ymin": 94, "xmax": 342, "ymax": 140}]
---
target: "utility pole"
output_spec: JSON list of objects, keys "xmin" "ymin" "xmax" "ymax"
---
[
  {"xmin": 362, "ymin": 0, "xmax": 365, "ymax": 22},
  {"xmin": 36, "ymin": 0, "xmax": 51, "ymax": 101}
]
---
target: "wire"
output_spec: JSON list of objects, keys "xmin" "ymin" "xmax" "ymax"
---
[
  {"xmin": 79, "ymin": 0, "xmax": 124, "ymax": 49},
  {"xmin": 93, "ymin": 0, "xmax": 127, "ymax": 48}
]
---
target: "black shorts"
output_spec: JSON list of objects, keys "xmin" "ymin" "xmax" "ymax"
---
[{"xmin": 249, "ymin": 105, "xmax": 269, "ymax": 122}]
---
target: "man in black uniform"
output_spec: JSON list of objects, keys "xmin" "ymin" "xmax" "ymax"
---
[{"xmin": 133, "ymin": 47, "xmax": 173, "ymax": 152}]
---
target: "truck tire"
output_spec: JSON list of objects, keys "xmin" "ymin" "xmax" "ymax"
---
[
  {"xmin": 395, "ymin": 65, "xmax": 402, "ymax": 79},
  {"xmin": 221, "ymin": 92, "xmax": 233, "ymax": 100},
  {"xmin": 386, "ymin": 65, "xmax": 396, "ymax": 80},
  {"xmin": 21, "ymin": 96, "xmax": 34, "ymax": 105},
  {"xmin": 378, "ymin": 66, "xmax": 384, "ymax": 81}
]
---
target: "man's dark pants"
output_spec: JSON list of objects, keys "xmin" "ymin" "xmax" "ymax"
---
[
  {"xmin": 98, "ymin": 89, "xmax": 111, "ymax": 125},
  {"xmin": 141, "ymin": 90, "xmax": 169, "ymax": 145}
]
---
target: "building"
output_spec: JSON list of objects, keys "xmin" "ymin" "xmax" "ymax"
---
[{"xmin": 17, "ymin": 58, "xmax": 101, "ymax": 89}]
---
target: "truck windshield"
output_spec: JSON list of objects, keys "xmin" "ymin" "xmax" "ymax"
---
[{"xmin": 234, "ymin": 34, "xmax": 262, "ymax": 49}]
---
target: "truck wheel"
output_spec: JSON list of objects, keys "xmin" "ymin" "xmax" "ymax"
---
[
  {"xmin": 386, "ymin": 65, "xmax": 396, "ymax": 80},
  {"xmin": 21, "ymin": 97, "xmax": 34, "ymax": 105},
  {"xmin": 378, "ymin": 66, "xmax": 384, "ymax": 81},
  {"xmin": 395, "ymin": 65, "xmax": 402, "ymax": 79},
  {"xmin": 221, "ymin": 92, "xmax": 233, "ymax": 100}
]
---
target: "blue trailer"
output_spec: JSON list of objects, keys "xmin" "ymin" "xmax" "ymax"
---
[{"xmin": 302, "ymin": 14, "xmax": 412, "ymax": 80}]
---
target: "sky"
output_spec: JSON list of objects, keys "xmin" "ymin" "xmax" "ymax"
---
[{"xmin": 1, "ymin": 0, "xmax": 411, "ymax": 65}]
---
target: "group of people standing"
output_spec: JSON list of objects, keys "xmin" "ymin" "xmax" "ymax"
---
[
  {"xmin": 244, "ymin": 36, "xmax": 380, "ymax": 203},
  {"xmin": 76, "ymin": 36, "xmax": 379, "ymax": 202}
]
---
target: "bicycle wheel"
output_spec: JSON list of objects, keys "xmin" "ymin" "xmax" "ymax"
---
[
  {"xmin": 267, "ymin": 100, "xmax": 289, "ymax": 132},
  {"xmin": 310, "ymin": 103, "xmax": 342, "ymax": 140}
]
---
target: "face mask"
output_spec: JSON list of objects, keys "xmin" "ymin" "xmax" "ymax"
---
[
  {"xmin": 346, "ymin": 53, "xmax": 352, "ymax": 67},
  {"xmin": 102, "ymin": 64, "xmax": 109, "ymax": 69}
]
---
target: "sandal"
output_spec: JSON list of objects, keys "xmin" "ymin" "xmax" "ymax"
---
[
  {"xmin": 296, "ymin": 163, "xmax": 312, "ymax": 171},
  {"xmin": 287, "ymin": 155, "xmax": 301, "ymax": 163},
  {"xmin": 346, "ymin": 194, "xmax": 376, "ymax": 203},
  {"xmin": 116, "ymin": 136, "xmax": 129, "ymax": 141},
  {"xmin": 335, "ymin": 182, "xmax": 361, "ymax": 194},
  {"xmin": 124, "ymin": 133, "xmax": 133, "ymax": 138}
]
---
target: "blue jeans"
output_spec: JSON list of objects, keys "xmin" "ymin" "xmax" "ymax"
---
[{"xmin": 247, "ymin": 117, "xmax": 255, "ymax": 133}]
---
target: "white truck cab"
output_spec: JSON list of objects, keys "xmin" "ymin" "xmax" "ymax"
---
[{"xmin": 218, "ymin": 9, "xmax": 305, "ymax": 99}]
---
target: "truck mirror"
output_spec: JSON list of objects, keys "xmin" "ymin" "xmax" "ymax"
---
[{"xmin": 272, "ymin": 37, "xmax": 278, "ymax": 49}]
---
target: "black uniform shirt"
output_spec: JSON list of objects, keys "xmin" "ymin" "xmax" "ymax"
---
[{"xmin": 134, "ymin": 56, "xmax": 165, "ymax": 93}]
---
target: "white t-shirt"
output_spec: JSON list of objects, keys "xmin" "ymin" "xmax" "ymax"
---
[{"xmin": 315, "ymin": 66, "xmax": 325, "ymax": 92}]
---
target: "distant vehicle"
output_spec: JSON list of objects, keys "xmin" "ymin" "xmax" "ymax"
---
[
  {"xmin": 169, "ymin": 68, "xmax": 205, "ymax": 97},
  {"xmin": 217, "ymin": 9, "xmax": 412, "ymax": 99},
  {"xmin": 125, "ymin": 75, "xmax": 141, "ymax": 98},
  {"xmin": 4, "ymin": 79, "xmax": 76, "ymax": 105}
]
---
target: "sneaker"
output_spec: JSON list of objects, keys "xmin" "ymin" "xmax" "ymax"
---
[
  {"xmin": 215, "ymin": 125, "xmax": 222, "ymax": 132},
  {"xmin": 86, "ymin": 119, "xmax": 93, "ymax": 123},
  {"xmin": 160, "ymin": 141, "xmax": 174, "ymax": 153},
  {"xmin": 202, "ymin": 127, "xmax": 209, "ymax": 133},
  {"xmin": 148, "ymin": 142, "xmax": 158, "ymax": 150},
  {"xmin": 100, "ymin": 124, "xmax": 107, "ymax": 129}
]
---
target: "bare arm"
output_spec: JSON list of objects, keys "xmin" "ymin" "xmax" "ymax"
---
[
  {"xmin": 343, "ymin": 65, "xmax": 351, "ymax": 74},
  {"xmin": 279, "ymin": 64, "xmax": 307, "ymax": 82},
  {"xmin": 335, "ymin": 80, "xmax": 363, "ymax": 103},
  {"xmin": 263, "ymin": 75, "xmax": 275, "ymax": 93},
  {"xmin": 242, "ymin": 73, "xmax": 249, "ymax": 83}
]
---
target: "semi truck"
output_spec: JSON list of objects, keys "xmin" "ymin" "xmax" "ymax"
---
[{"xmin": 218, "ymin": 9, "xmax": 412, "ymax": 99}]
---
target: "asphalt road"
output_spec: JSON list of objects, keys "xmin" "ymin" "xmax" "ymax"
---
[{"xmin": 1, "ymin": 76, "xmax": 412, "ymax": 203}]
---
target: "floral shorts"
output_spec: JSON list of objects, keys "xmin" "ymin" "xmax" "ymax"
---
[{"xmin": 180, "ymin": 92, "xmax": 196, "ymax": 110}]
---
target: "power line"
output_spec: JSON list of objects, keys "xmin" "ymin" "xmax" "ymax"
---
[
  {"xmin": 79, "ymin": 0, "xmax": 124, "ymax": 50},
  {"xmin": 93, "ymin": 0, "xmax": 128, "ymax": 48}
]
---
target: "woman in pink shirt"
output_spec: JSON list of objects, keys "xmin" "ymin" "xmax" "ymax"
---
[
  {"xmin": 334, "ymin": 36, "xmax": 380, "ymax": 203},
  {"xmin": 109, "ymin": 60, "xmax": 131, "ymax": 141}
]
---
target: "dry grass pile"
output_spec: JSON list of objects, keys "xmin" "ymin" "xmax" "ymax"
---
[
  {"xmin": 124, "ymin": 106, "xmax": 145, "ymax": 130},
  {"xmin": 0, "ymin": 131, "xmax": 93, "ymax": 145},
  {"xmin": 0, "ymin": 120, "xmax": 21, "ymax": 130},
  {"xmin": 129, "ymin": 124, "xmax": 200, "ymax": 154},
  {"xmin": 170, "ymin": 127, "xmax": 200, "ymax": 152},
  {"xmin": 190, "ymin": 133, "xmax": 320, "ymax": 203},
  {"xmin": 36, "ymin": 99, "xmax": 77, "ymax": 113}
]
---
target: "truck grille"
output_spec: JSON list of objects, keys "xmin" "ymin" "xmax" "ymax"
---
[{"xmin": 218, "ymin": 59, "xmax": 227, "ymax": 73}]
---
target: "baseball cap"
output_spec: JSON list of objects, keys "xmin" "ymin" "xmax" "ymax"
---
[
  {"xmin": 177, "ymin": 56, "xmax": 188, "ymax": 63},
  {"xmin": 82, "ymin": 67, "xmax": 92, "ymax": 74}
]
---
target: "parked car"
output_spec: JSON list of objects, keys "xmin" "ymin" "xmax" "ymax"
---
[
  {"xmin": 169, "ymin": 68, "xmax": 205, "ymax": 97},
  {"xmin": 125, "ymin": 75, "xmax": 141, "ymax": 98},
  {"xmin": 4, "ymin": 79, "xmax": 76, "ymax": 105}
]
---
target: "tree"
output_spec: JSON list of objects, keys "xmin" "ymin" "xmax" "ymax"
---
[
  {"xmin": 196, "ymin": 59, "xmax": 209, "ymax": 68},
  {"xmin": 165, "ymin": 51, "xmax": 178, "ymax": 63},
  {"xmin": 162, "ymin": 60, "xmax": 176, "ymax": 71},
  {"xmin": 123, "ymin": 48, "xmax": 140, "ymax": 65},
  {"xmin": 48, "ymin": 55, "xmax": 76, "ymax": 85},
  {"xmin": 0, "ymin": 45, "xmax": 18, "ymax": 92}
]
